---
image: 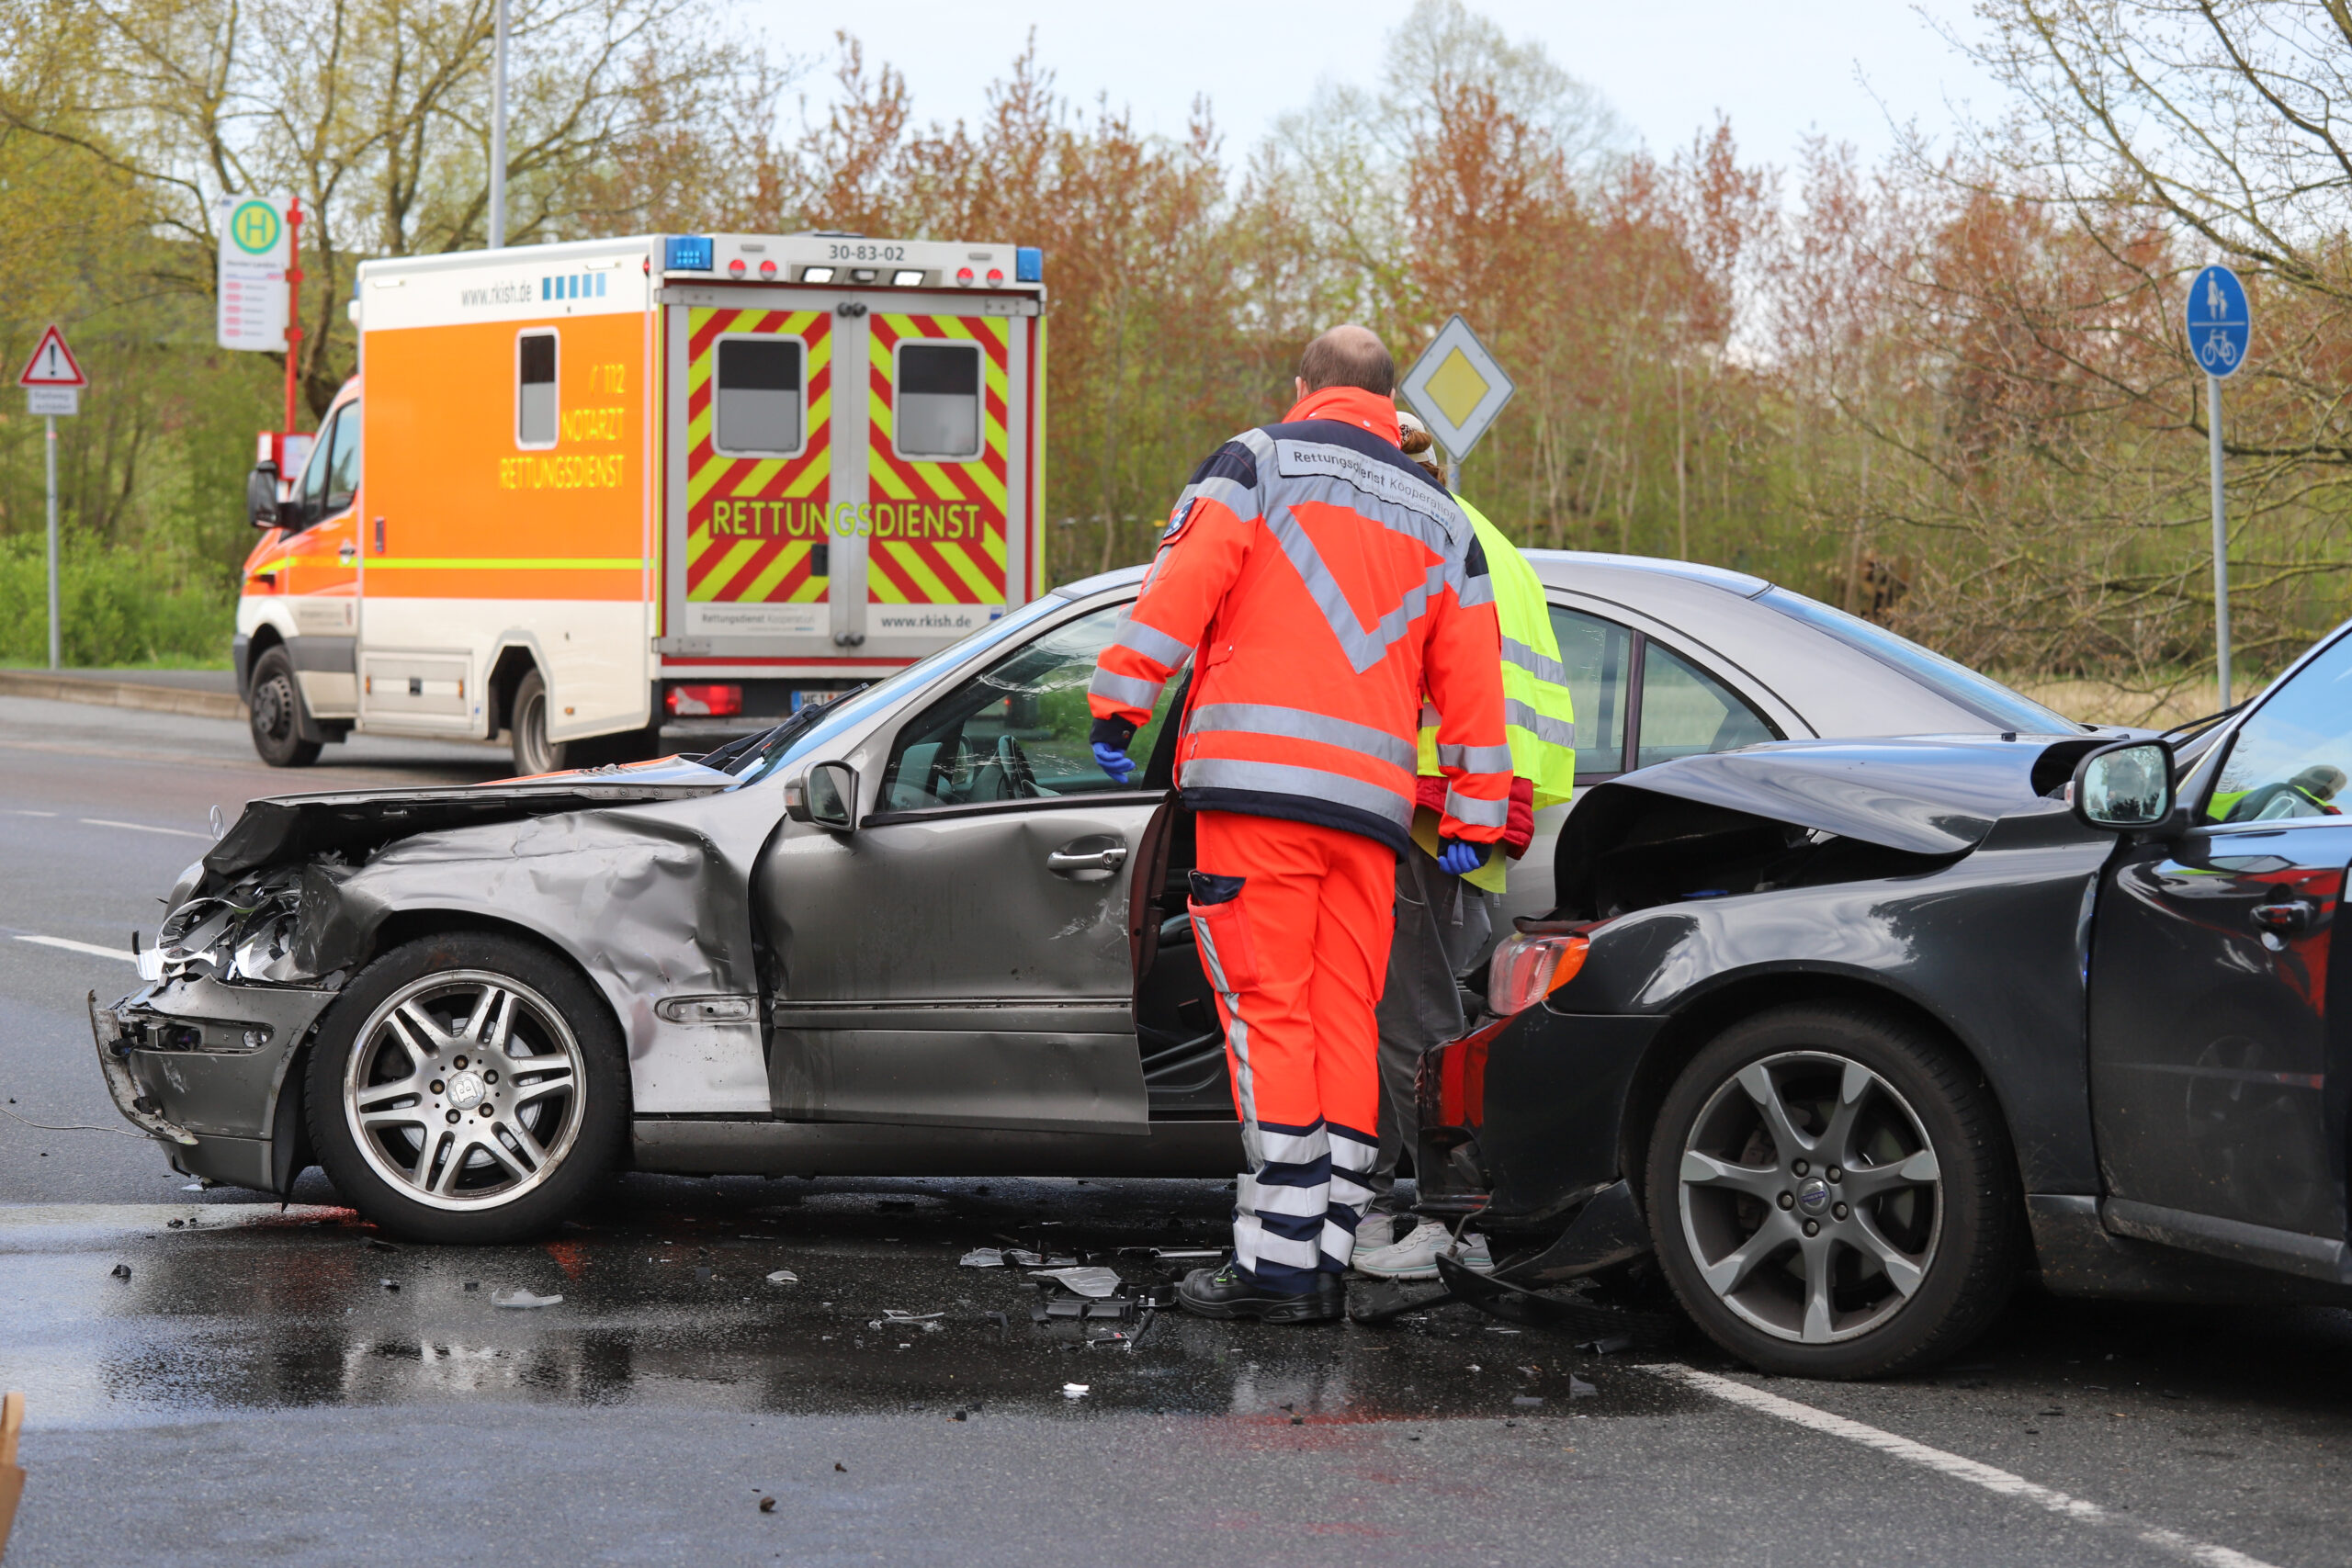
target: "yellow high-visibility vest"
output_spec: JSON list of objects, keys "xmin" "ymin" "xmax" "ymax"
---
[{"xmin": 1410, "ymin": 498, "xmax": 1577, "ymax": 892}]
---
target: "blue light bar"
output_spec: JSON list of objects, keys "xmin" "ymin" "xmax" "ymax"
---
[
  {"xmin": 665, "ymin": 235, "xmax": 713, "ymax": 272},
  {"xmin": 1015, "ymin": 246, "xmax": 1043, "ymax": 283}
]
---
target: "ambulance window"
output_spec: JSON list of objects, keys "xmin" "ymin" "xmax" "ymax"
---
[
  {"xmin": 714, "ymin": 337, "xmax": 803, "ymax": 457},
  {"xmin": 296, "ymin": 417, "xmax": 335, "ymax": 522},
  {"xmin": 322, "ymin": 402, "xmax": 361, "ymax": 513},
  {"xmin": 895, "ymin": 343, "xmax": 982, "ymax": 460},
  {"xmin": 517, "ymin": 331, "xmax": 557, "ymax": 448}
]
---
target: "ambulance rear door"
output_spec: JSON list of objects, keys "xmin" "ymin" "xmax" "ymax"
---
[
  {"xmin": 857, "ymin": 294, "xmax": 1039, "ymax": 659},
  {"xmin": 662, "ymin": 288, "xmax": 856, "ymax": 661}
]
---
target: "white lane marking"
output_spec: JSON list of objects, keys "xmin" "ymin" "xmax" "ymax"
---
[
  {"xmin": 80, "ymin": 817, "xmax": 211, "ymax": 840},
  {"xmin": 15, "ymin": 933, "xmax": 138, "ymax": 963},
  {"xmin": 1656, "ymin": 1366, "xmax": 2280, "ymax": 1568}
]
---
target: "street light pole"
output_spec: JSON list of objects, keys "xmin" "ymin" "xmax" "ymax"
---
[
  {"xmin": 2210, "ymin": 371, "xmax": 2231, "ymax": 710},
  {"xmin": 489, "ymin": 0, "xmax": 509, "ymax": 249}
]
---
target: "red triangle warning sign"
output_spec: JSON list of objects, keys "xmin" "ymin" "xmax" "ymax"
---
[{"xmin": 17, "ymin": 324, "xmax": 86, "ymax": 388}]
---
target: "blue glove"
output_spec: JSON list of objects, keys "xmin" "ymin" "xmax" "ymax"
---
[
  {"xmin": 1092, "ymin": 740, "xmax": 1136, "ymax": 785},
  {"xmin": 1437, "ymin": 837, "xmax": 1489, "ymax": 876}
]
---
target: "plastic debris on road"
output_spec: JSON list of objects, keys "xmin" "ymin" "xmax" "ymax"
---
[
  {"xmin": 868, "ymin": 1309, "xmax": 945, "ymax": 1332},
  {"xmin": 1062, "ymin": 1382, "xmax": 1090, "ymax": 1399},
  {"xmin": 1569, "ymin": 1376, "xmax": 1598, "ymax": 1399},
  {"xmin": 1029, "ymin": 1265, "xmax": 1121, "ymax": 1298},
  {"xmin": 766, "ymin": 1269, "xmax": 798, "ymax": 1284},
  {"xmin": 1577, "ymin": 1333, "xmax": 1634, "ymax": 1356},
  {"xmin": 959, "ymin": 1248, "xmax": 1006, "ymax": 1268},
  {"xmin": 492, "ymin": 1290, "xmax": 563, "ymax": 1309}
]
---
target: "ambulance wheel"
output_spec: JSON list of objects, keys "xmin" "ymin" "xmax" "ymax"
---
[
  {"xmin": 511, "ymin": 669, "xmax": 567, "ymax": 776},
  {"xmin": 248, "ymin": 646, "xmax": 322, "ymax": 768}
]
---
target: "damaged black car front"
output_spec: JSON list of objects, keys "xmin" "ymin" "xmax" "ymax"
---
[{"xmin": 1410, "ymin": 733, "xmax": 2143, "ymax": 1378}]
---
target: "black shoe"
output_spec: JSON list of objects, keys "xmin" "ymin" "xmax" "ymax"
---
[{"xmin": 1176, "ymin": 1262, "xmax": 1345, "ymax": 1324}]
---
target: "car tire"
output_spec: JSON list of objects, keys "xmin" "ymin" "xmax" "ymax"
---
[
  {"xmin": 247, "ymin": 646, "xmax": 322, "ymax": 768},
  {"xmin": 510, "ymin": 669, "xmax": 566, "ymax": 776},
  {"xmin": 1645, "ymin": 1003, "xmax": 2019, "ymax": 1379},
  {"xmin": 307, "ymin": 931, "xmax": 628, "ymax": 1244}
]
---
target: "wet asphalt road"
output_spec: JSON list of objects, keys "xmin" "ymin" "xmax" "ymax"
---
[{"xmin": 6, "ymin": 697, "xmax": 2352, "ymax": 1566}]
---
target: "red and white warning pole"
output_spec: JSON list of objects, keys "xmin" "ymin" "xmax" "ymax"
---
[{"xmin": 283, "ymin": 197, "xmax": 303, "ymax": 435}]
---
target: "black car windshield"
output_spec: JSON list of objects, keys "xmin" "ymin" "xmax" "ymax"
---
[
  {"xmin": 1758, "ymin": 588, "xmax": 2083, "ymax": 735},
  {"xmin": 718, "ymin": 596, "xmax": 1077, "ymax": 786}
]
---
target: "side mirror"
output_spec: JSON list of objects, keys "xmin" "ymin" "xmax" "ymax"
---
[
  {"xmin": 247, "ymin": 462, "xmax": 281, "ymax": 528},
  {"xmin": 2072, "ymin": 739, "xmax": 2175, "ymax": 832},
  {"xmin": 786, "ymin": 761, "xmax": 858, "ymax": 831}
]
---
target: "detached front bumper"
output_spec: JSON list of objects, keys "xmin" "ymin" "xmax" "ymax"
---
[{"xmin": 89, "ymin": 976, "xmax": 341, "ymax": 1191}]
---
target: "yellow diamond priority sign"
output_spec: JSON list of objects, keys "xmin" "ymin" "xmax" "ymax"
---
[{"xmin": 1399, "ymin": 314, "xmax": 1514, "ymax": 461}]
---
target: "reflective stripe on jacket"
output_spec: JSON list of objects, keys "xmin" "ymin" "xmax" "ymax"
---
[
  {"xmin": 1415, "ymin": 499, "xmax": 1577, "ymax": 808},
  {"xmin": 1088, "ymin": 386, "xmax": 1510, "ymax": 853}
]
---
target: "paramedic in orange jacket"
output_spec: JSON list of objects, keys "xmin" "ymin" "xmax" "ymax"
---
[{"xmin": 1089, "ymin": 324, "xmax": 1511, "ymax": 1323}]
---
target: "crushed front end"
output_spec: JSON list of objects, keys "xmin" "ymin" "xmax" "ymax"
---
[{"xmin": 92, "ymin": 863, "xmax": 343, "ymax": 1191}]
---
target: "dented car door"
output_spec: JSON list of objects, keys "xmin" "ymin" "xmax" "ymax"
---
[{"xmin": 758, "ymin": 599, "xmax": 1182, "ymax": 1135}]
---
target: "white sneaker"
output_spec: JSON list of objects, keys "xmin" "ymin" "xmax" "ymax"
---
[
  {"xmin": 1442, "ymin": 1231, "xmax": 1495, "ymax": 1275},
  {"xmin": 1353, "ymin": 1219, "xmax": 1453, "ymax": 1280},
  {"xmin": 1351, "ymin": 1212, "xmax": 1398, "ymax": 1258}
]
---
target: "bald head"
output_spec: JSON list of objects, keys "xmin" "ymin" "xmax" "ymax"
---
[{"xmin": 1296, "ymin": 324, "xmax": 1395, "ymax": 397}]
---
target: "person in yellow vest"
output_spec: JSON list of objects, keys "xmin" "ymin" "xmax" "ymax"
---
[{"xmin": 1354, "ymin": 411, "xmax": 1579, "ymax": 1280}]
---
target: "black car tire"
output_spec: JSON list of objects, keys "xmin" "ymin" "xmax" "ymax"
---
[
  {"xmin": 1645, "ymin": 1003, "xmax": 2019, "ymax": 1380},
  {"xmin": 510, "ymin": 669, "xmax": 566, "ymax": 776},
  {"xmin": 307, "ymin": 931, "xmax": 628, "ymax": 1244},
  {"xmin": 247, "ymin": 645, "xmax": 322, "ymax": 768}
]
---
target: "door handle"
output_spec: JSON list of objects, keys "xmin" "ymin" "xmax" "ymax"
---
[
  {"xmin": 2251, "ymin": 899, "xmax": 2315, "ymax": 933},
  {"xmin": 1047, "ymin": 844, "xmax": 1128, "ymax": 875}
]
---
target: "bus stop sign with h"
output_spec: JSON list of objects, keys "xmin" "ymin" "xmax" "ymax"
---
[{"xmin": 2187, "ymin": 263, "xmax": 2250, "ymax": 710}]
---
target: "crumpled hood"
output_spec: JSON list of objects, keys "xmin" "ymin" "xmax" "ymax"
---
[
  {"xmin": 203, "ymin": 754, "xmax": 734, "ymax": 882},
  {"xmin": 1578, "ymin": 735, "xmax": 2103, "ymax": 857}
]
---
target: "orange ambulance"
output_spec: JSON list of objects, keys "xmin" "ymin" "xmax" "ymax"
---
[{"xmin": 235, "ymin": 231, "xmax": 1046, "ymax": 772}]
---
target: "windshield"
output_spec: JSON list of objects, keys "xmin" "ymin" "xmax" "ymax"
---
[
  {"xmin": 718, "ymin": 596, "xmax": 1080, "ymax": 786},
  {"xmin": 1758, "ymin": 588, "xmax": 2083, "ymax": 736}
]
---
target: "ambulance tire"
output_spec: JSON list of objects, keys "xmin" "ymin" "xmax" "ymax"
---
[
  {"xmin": 511, "ymin": 669, "xmax": 566, "ymax": 776},
  {"xmin": 248, "ymin": 646, "xmax": 322, "ymax": 768}
]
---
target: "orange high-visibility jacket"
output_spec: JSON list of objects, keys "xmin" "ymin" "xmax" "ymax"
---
[{"xmin": 1088, "ymin": 386, "xmax": 1510, "ymax": 852}]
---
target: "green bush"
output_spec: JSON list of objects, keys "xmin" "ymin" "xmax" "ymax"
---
[{"xmin": 0, "ymin": 533, "xmax": 232, "ymax": 668}]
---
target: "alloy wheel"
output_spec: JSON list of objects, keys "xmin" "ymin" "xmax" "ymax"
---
[
  {"xmin": 1675, "ymin": 1050, "xmax": 1943, "ymax": 1344},
  {"xmin": 342, "ymin": 970, "xmax": 586, "ymax": 1212}
]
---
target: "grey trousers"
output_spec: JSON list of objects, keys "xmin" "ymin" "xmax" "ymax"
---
[{"xmin": 1369, "ymin": 849, "xmax": 1494, "ymax": 1213}]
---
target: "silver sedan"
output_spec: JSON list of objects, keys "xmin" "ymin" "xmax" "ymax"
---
[{"xmin": 91, "ymin": 554, "xmax": 2090, "ymax": 1242}]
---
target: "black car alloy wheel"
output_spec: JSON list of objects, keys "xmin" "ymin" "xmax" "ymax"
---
[
  {"xmin": 1645, "ymin": 1004, "xmax": 2019, "ymax": 1379},
  {"xmin": 309, "ymin": 932, "xmax": 626, "ymax": 1243}
]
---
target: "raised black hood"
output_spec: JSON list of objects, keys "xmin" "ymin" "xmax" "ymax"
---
[
  {"xmin": 1554, "ymin": 734, "xmax": 2109, "ymax": 920},
  {"xmin": 202, "ymin": 755, "xmax": 734, "ymax": 882}
]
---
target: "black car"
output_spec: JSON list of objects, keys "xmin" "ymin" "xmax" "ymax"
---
[{"xmin": 1418, "ymin": 621, "xmax": 2352, "ymax": 1378}]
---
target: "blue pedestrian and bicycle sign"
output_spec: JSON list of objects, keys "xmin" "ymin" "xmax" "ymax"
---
[{"xmin": 2186, "ymin": 264, "xmax": 2250, "ymax": 378}]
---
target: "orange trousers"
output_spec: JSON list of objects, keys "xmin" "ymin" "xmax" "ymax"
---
[{"xmin": 1189, "ymin": 810, "xmax": 1395, "ymax": 1289}]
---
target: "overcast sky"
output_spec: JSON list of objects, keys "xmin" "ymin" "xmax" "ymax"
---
[{"xmin": 753, "ymin": 0, "xmax": 2008, "ymax": 175}]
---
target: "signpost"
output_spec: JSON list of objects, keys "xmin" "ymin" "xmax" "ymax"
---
[
  {"xmin": 1399, "ymin": 315, "xmax": 1516, "ymax": 491},
  {"xmin": 215, "ymin": 193, "xmax": 304, "ymax": 434},
  {"xmin": 18, "ymin": 325, "xmax": 87, "ymax": 671},
  {"xmin": 2186, "ymin": 263, "xmax": 2251, "ymax": 709}
]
